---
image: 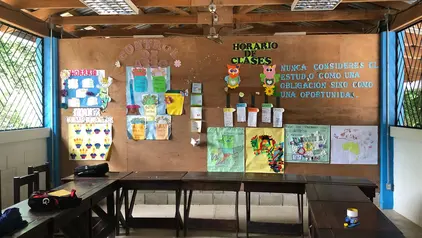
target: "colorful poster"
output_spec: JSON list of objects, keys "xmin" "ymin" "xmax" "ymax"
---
[
  {"xmin": 245, "ymin": 128, "xmax": 285, "ymax": 173},
  {"xmin": 62, "ymin": 69, "xmax": 111, "ymax": 109},
  {"xmin": 331, "ymin": 126, "xmax": 378, "ymax": 164},
  {"xmin": 126, "ymin": 67, "xmax": 171, "ymax": 140},
  {"xmin": 68, "ymin": 123, "xmax": 112, "ymax": 160},
  {"xmin": 285, "ymin": 124, "xmax": 330, "ymax": 163},
  {"xmin": 207, "ymin": 127, "xmax": 245, "ymax": 172}
]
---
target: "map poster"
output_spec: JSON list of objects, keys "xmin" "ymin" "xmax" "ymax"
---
[
  {"xmin": 285, "ymin": 124, "xmax": 330, "ymax": 164},
  {"xmin": 245, "ymin": 128, "xmax": 285, "ymax": 173},
  {"xmin": 207, "ymin": 127, "xmax": 245, "ymax": 172},
  {"xmin": 331, "ymin": 126, "xmax": 378, "ymax": 165}
]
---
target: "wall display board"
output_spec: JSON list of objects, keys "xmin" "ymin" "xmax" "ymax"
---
[
  {"xmin": 245, "ymin": 128, "xmax": 285, "ymax": 173},
  {"xmin": 126, "ymin": 66, "xmax": 171, "ymax": 140},
  {"xmin": 285, "ymin": 124, "xmax": 330, "ymax": 164},
  {"xmin": 59, "ymin": 35, "xmax": 380, "ymax": 183},
  {"xmin": 331, "ymin": 126, "xmax": 378, "ymax": 164},
  {"xmin": 207, "ymin": 127, "xmax": 245, "ymax": 172}
]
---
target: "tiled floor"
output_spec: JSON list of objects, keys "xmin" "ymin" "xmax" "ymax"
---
[{"xmin": 117, "ymin": 205, "xmax": 422, "ymax": 238}]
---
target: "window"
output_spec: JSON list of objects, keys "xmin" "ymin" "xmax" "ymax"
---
[
  {"xmin": 397, "ymin": 22, "xmax": 422, "ymax": 128},
  {"xmin": 0, "ymin": 22, "xmax": 43, "ymax": 131}
]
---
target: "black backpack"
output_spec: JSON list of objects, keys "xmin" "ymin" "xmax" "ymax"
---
[
  {"xmin": 28, "ymin": 190, "xmax": 81, "ymax": 212},
  {"xmin": 74, "ymin": 163, "xmax": 109, "ymax": 177}
]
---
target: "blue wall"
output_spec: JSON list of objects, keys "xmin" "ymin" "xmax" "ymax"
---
[
  {"xmin": 44, "ymin": 37, "xmax": 60, "ymax": 187},
  {"xmin": 379, "ymin": 31, "xmax": 396, "ymax": 209}
]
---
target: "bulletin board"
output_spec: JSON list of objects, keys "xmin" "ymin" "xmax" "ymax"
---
[{"xmin": 59, "ymin": 34, "xmax": 380, "ymax": 184}]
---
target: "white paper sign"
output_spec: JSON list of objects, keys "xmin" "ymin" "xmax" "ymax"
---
[
  {"xmin": 273, "ymin": 108, "xmax": 285, "ymax": 128},
  {"xmin": 73, "ymin": 108, "xmax": 101, "ymax": 117},
  {"xmin": 191, "ymin": 120, "xmax": 202, "ymax": 133},
  {"xmin": 223, "ymin": 108, "xmax": 235, "ymax": 127},
  {"xmin": 87, "ymin": 97, "xmax": 99, "ymax": 106},
  {"xmin": 190, "ymin": 107, "xmax": 202, "ymax": 120},
  {"xmin": 247, "ymin": 108, "xmax": 259, "ymax": 127},
  {"xmin": 76, "ymin": 89, "xmax": 88, "ymax": 98},
  {"xmin": 236, "ymin": 103, "xmax": 247, "ymax": 123},
  {"xmin": 82, "ymin": 78, "xmax": 94, "ymax": 88},
  {"xmin": 262, "ymin": 103, "xmax": 273, "ymax": 123},
  {"xmin": 67, "ymin": 116, "xmax": 114, "ymax": 124},
  {"xmin": 68, "ymin": 98, "xmax": 80, "ymax": 107},
  {"xmin": 68, "ymin": 78, "xmax": 79, "ymax": 89}
]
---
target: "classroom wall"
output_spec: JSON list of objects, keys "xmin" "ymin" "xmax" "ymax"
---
[
  {"xmin": 59, "ymin": 35, "xmax": 380, "ymax": 183},
  {"xmin": 392, "ymin": 127, "xmax": 422, "ymax": 227},
  {"xmin": 0, "ymin": 128, "xmax": 49, "ymax": 209}
]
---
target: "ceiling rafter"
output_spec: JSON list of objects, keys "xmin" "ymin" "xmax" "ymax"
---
[
  {"xmin": 391, "ymin": 3, "xmax": 422, "ymax": 31},
  {"xmin": 2, "ymin": 0, "xmax": 406, "ymax": 9},
  {"xmin": 51, "ymin": 10, "xmax": 388, "ymax": 26},
  {"xmin": 161, "ymin": 6, "xmax": 190, "ymax": 15},
  {"xmin": 237, "ymin": 5, "xmax": 262, "ymax": 14}
]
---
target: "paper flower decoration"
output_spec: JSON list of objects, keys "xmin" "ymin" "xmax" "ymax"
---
[
  {"xmin": 61, "ymin": 89, "xmax": 68, "ymax": 97},
  {"xmin": 60, "ymin": 70, "xmax": 70, "ymax": 80},
  {"xmin": 174, "ymin": 60, "xmax": 182, "ymax": 68},
  {"xmin": 115, "ymin": 61, "xmax": 121, "ymax": 68},
  {"xmin": 265, "ymin": 87, "xmax": 274, "ymax": 96},
  {"xmin": 100, "ymin": 76, "xmax": 113, "ymax": 88},
  {"xmin": 239, "ymin": 92, "xmax": 245, "ymax": 98}
]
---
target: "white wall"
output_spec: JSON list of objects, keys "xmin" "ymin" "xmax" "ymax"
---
[
  {"xmin": 0, "ymin": 128, "xmax": 49, "ymax": 209},
  {"xmin": 391, "ymin": 126, "xmax": 422, "ymax": 227}
]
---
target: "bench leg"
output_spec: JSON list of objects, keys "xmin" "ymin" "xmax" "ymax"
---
[
  {"xmin": 235, "ymin": 191, "xmax": 239, "ymax": 238},
  {"xmin": 246, "ymin": 192, "xmax": 251, "ymax": 238}
]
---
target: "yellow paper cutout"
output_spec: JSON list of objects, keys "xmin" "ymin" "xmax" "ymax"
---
[
  {"xmin": 132, "ymin": 123, "xmax": 146, "ymax": 141},
  {"xmin": 165, "ymin": 93, "xmax": 184, "ymax": 116}
]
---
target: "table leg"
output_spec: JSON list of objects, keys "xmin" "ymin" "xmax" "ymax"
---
[
  {"xmin": 115, "ymin": 189, "xmax": 120, "ymax": 236},
  {"xmin": 246, "ymin": 192, "xmax": 251, "ymax": 238},
  {"xmin": 299, "ymin": 194, "xmax": 304, "ymax": 238},
  {"xmin": 175, "ymin": 190, "xmax": 181, "ymax": 237},
  {"xmin": 128, "ymin": 190, "xmax": 137, "ymax": 219},
  {"xmin": 183, "ymin": 189, "xmax": 188, "ymax": 237},
  {"xmin": 107, "ymin": 193, "xmax": 115, "ymax": 217},
  {"xmin": 124, "ymin": 189, "xmax": 130, "ymax": 235},
  {"xmin": 235, "ymin": 191, "xmax": 239, "ymax": 238}
]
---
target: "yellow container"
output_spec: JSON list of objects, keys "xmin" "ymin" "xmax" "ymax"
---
[
  {"xmin": 132, "ymin": 124, "xmax": 145, "ymax": 141},
  {"xmin": 165, "ymin": 92, "xmax": 184, "ymax": 116}
]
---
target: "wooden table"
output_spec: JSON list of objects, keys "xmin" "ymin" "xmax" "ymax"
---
[
  {"xmin": 305, "ymin": 175, "xmax": 378, "ymax": 201},
  {"xmin": 242, "ymin": 173, "xmax": 306, "ymax": 238},
  {"xmin": 306, "ymin": 184, "xmax": 371, "ymax": 237},
  {"xmin": 61, "ymin": 171, "xmax": 132, "ymax": 183},
  {"xmin": 309, "ymin": 201, "xmax": 404, "ymax": 238},
  {"xmin": 181, "ymin": 172, "xmax": 243, "ymax": 237},
  {"xmin": 118, "ymin": 171, "xmax": 187, "ymax": 237}
]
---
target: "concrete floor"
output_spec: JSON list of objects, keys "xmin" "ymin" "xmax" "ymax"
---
[{"xmin": 116, "ymin": 205, "xmax": 422, "ymax": 238}]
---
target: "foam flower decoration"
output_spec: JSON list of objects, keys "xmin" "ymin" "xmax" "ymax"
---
[
  {"xmin": 60, "ymin": 70, "xmax": 71, "ymax": 80},
  {"xmin": 115, "ymin": 60, "xmax": 121, "ymax": 68},
  {"xmin": 174, "ymin": 60, "xmax": 182, "ymax": 68},
  {"xmin": 61, "ymin": 89, "xmax": 68, "ymax": 97}
]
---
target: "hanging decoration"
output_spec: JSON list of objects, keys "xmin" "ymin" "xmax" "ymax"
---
[
  {"xmin": 224, "ymin": 64, "xmax": 241, "ymax": 89},
  {"xmin": 260, "ymin": 65, "xmax": 280, "ymax": 96},
  {"xmin": 174, "ymin": 59, "xmax": 182, "ymax": 68}
]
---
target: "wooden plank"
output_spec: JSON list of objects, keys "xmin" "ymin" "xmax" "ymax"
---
[
  {"xmin": 391, "ymin": 4, "xmax": 422, "ymax": 31},
  {"xmin": 234, "ymin": 10, "xmax": 386, "ymax": 23},
  {"xmin": 5, "ymin": 0, "xmax": 403, "ymax": 9},
  {"xmin": 30, "ymin": 8, "xmax": 69, "ymax": 20},
  {"xmin": 51, "ymin": 15, "xmax": 198, "ymax": 25},
  {"xmin": 237, "ymin": 5, "xmax": 262, "ymax": 14},
  {"xmin": 162, "ymin": 7, "xmax": 190, "ymax": 15},
  {"xmin": 0, "ymin": 1, "xmax": 49, "ymax": 36},
  {"xmin": 197, "ymin": 7, "xmax": 233, "ymax": 24},
  {"xmin": 51, "ymin": 10, "xmax": 386, "ymax": 26},
  {"xmin": 75, "ymin": 27, "xmax": 203, "ymax": 37}
]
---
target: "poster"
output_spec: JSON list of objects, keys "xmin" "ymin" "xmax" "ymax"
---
[
  {"xmin": 245, "ymin": 128, "xmax": 285, "ymax": 173},
  {"xmin": 68, "ymin": 123, "xmax": 112, "ymax": 160},
  {"xmin": 127, "ymin": 115, "xmax": 171, "ymax": 140},
  {"xmin": 273, "ymin": 108, "xmax": 284, "ymax": 128},
  {"xmin": 207, "ymin": 127, "xmax": 245, "ymax": 172},
  {"xmin": 285, "ymin": 124, "xmax": 330, "ymax": 163},
  {"xmin": 63, "ymin": 69, "xmax": 111, "ymax": 109},
  {"xmin": 223, "ymin": 108, "xmax": 235, "ymax": 127},
  {"xmin": 331, "ymin": 126, "xmax": 378, "ymax": 164},
  {"xmin": 236, "ymin": 103, "xmax": 247, "ymax": 122},
  {"xmin": 126, "ymin": 66, "xmax": 171, "ymax": 140}
]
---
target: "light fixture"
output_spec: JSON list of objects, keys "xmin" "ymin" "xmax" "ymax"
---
[
  {"xmin": 291, "ymin": 0, "xmax": 342, "ymax": 11},
  {"xmin": 60, "ymin": 12, "xmax": 74, "ymax": 17},
  {"xmin": 80, "ymin": 0, "xmax": 139, "ymax": 15}
]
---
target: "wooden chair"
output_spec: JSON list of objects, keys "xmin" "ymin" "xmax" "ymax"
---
[
  {"xmin": 28, "ymin": 162, "xmax": 50, "ymax": 190},
  {"xmin": 13, "ymin": 172, "xmax": 39, "ymax": 204}
]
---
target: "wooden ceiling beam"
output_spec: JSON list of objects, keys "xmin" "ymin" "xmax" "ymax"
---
[
  {"xmin": 4, "ymin": 0, "xmax": 404, "ymax": 9},
  {"xmin": 29, "ymin": 8, "xmax": 69, "ymax": 21},
  {"xmin": 391, "ymin": 4, "xmax": 422, "ymax": 31},
  {"xmin": 234, "ymin": 10, "xmax": 386, "ymax": 23},
  {"xmin": 161, "ymin": 7, "xmax": 190, "ymax": 15},
  {"xmin": 51, "ymin": 10, "xmax": 387, "ymax": 25},
  {"xmin": 237, "ymin": 5, "xmax": 262, "ymax": 14},
  {"xmin": 0, "ymin": 1, "xmax": 49, "ymax": 36},
  {"xmin": 75, "ymin": 27, "xmax": 204, "ymax": 37}
]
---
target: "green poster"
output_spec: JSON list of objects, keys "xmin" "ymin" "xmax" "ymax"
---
[
  {"xmin": 285, "ymin": 124, "xmax": 330, "ymax": 163},
  {"xmin": 152, "ymin": 76, "xmax": 166, "ymax": 93},
  {"xmin": 207, "ymin": 127, "xmax": 245, "ymax": 172}
]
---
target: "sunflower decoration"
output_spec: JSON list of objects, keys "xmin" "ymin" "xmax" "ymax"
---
[{"xmin": 264, "ymin": 87, "xmax": 275, "ymax": 96}]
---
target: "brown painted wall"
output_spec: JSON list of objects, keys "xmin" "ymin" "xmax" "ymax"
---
[{"xmin": 59, "ymin": 35, "xmax": 380, "ymax": 183}]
